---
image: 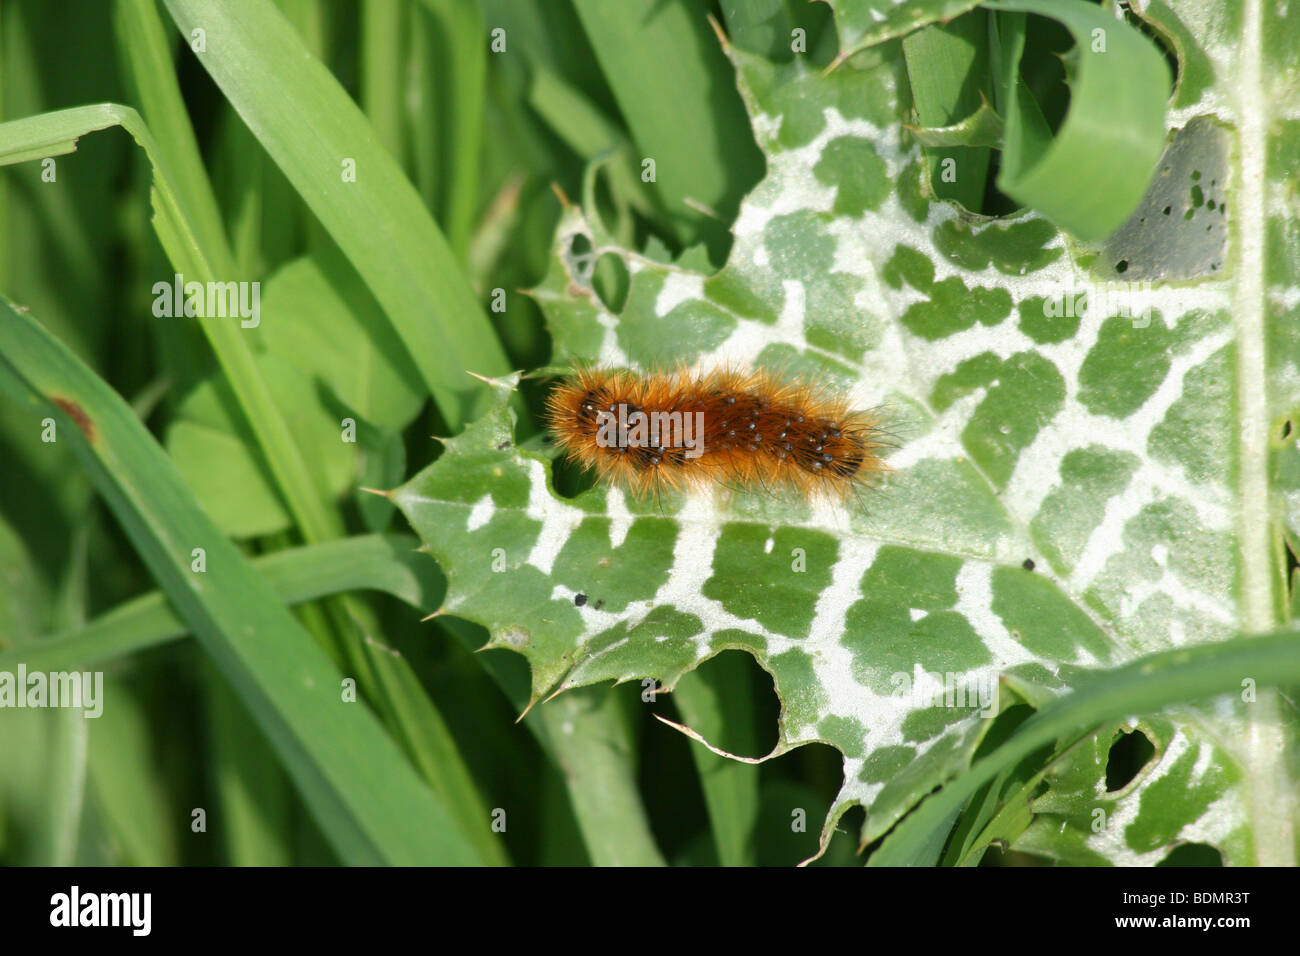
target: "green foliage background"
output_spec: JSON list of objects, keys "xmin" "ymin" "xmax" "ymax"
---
[{"xmin": 0, "ymin": 0, "xmax": 1297, "ymax": 866}]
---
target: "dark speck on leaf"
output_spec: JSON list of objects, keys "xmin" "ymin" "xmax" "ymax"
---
[
  {"xmin": 52, "ymin": 396, "xmax": 95, "ymax": 442},
  {"xmin": 574, "ymin": 593, "xmax": 588, "ymax": 607},
  {"xmin": 1022, "ymin": 558, "xmax": 1035, "ymax": 572}
]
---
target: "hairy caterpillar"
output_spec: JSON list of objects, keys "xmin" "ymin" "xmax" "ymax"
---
[{"xmin": 544, "ymin": 365, "xmax": 889, "ymax": 499}]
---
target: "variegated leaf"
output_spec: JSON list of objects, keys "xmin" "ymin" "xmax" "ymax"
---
[{"xmin": 394, "ymin": 0, "xmax": 1300, "ymax": 864}]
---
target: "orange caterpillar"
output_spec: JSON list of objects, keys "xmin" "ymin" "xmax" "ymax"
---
[{"xmin": 544, "ymin": 365, "xmax": 889, "ymax": 498}]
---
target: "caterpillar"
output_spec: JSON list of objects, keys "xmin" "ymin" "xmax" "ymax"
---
[{"xmin": 544, "ymin": 365, "xmax": 889, "ymax": 499}]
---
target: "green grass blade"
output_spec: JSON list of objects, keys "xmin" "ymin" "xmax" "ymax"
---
[
  {"xmin": 3, "ymin": 528, "xmax": 508, "ymax": 865},
  {"xmin": 204, "ymin": 664, "xmax": 296, "ymax": 866},
  {"xmin": 113, "ymin": 0, "xmax": 233, "ymax": 274},
  {"xmin": 672, "ymin": 661, "xmax": 760, "ymax": 866},
  {"xmin": 0, "ymin": 533, "xmax": 439, "ymax": 674},
  {"xmin": 85, "ymin": 678, "xmax": 182, "ymax": 865},
  {"xmin": 526, "ymin": 69, "xmax": 657, "ymax": 234},
  {"xmin": 530, "ymin": 687, "xmax": 667, "ymax": 866},
  {"xmin": 360, "ymin": 0, "xmax": 406, "ymax": 159},
  {"xmin": 112, "ymin": 2, "xmax": 357, "ymax": 544},
  {"xmin": 901, "ymin": 10, "xmax": 994, "ymax": 212},
  {"xmin": 991, "ymin": 12, "xmax": 1058, "ymax": 183},
  {"xmin": 0, "ymin": 296, "xmax": 484, "ymax": 865},
  {"xmin": 569, "ymin": 0, "xmax": 764, "ymax": 257},
  {"xmin": 361, "ymin": 639, "xmax": 508, "ymax": 865},
  {"xmin": 161, "ymin": 0, "xmax": 511, "ymax": 426},
  {"xmin": 526, "ymin": 62, "xmax": 623, "ymax": 158},
  {"xmin": 33, "ymin": 528, "xmax": 91, "ymax": 867},
  {"xmin": 868, "ymin": 631, "xmax": 1300, "ymax": 865},
  {"xmin": 415, "ymin": 0, "xmax": 485, "ymax": 262},
  {"xmin": 36, "ymin": 710, "xmax": 88, "ymax": 865},
  {"xmin": 103, "ymin": 16, "xmax": 500, "ymax": 837},
  {"xmin": 0, "ymin": 103, "xmax": 344, "ymax": 546},
  {"xmin": 436, "ymin": 623, "xmax": 667, "ymax": 867},
  {"xmin": 3, "ymin": 527, "xmax": 661, "ymax": 866}
]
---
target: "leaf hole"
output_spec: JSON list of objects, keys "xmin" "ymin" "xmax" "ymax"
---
[
  {"xmin": 1105, "ymin": 728, "xmax": 1155, "ymax": 792},
  {"xmin": 548, "ymin": 450, "xmax": 599, "ymax": 500},
  {"xmin": 1156, "ymin": 843, "xmax": 1223, "ymax": 866},
  {"xmin": 565, "ymin": 233, "xmax": 596, "ymax": 284},
  {"xmin": 672, "ymin": 649, "xmax": 780, "ymax": 759}
]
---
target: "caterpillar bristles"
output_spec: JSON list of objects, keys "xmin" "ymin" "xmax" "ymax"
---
[{"xmin": 543, "ymin": 363, "xmax": 890, "ymax": 501}]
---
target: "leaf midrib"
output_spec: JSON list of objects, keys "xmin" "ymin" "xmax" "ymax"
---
[{"xmin": 1230, "ymin": 0, "xmax": 1294, "ymax": 867}]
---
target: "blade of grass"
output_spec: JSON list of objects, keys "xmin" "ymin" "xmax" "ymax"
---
[
  {"xmin": 358, "ymin": 629, "xmax": 509, "ymax": 866},
  {"xmin": 0, "ymin": 533, "xmax": 439, "ymax": 674},
  {"xmin": 526, "ymin": 65, "xmax": 658, "ymax": 230},
  {"xmin": 437, "ymin": 620, "xmax": 667, "ymax": 867},
  {"xmin": 360, "ymin": 0, "xmax": 406, "ymax": 159},
  {"xmin": 37, "ymin": 709, "xmax": 88, "ymax": 865},
  {"xmin": 0, "ymin": 105, "xmax": 346, "ymax": 547},
  {"xmin": 111, "ymin": 10, "xmax": 503, "ymax": 851},
  {"xmin": 868, "ymin": 630, "xmax": 1300, "ymax": 866},
  {"xmin": 902, "ymin": 10, "xmax": 993, "ymax": 213},
  {"xmin": 405, "ymin": 2, "xmax": 442, "ymax": 213},
  {"xmin": 204, "ymin": 661, "xmax": 295, "ymax": 866},
  {"xmin": 415, "ymin": 0, "xmax": 485, "ymax": 262},
  {"xmin": 275, "ymin": 0, "xmax": 328, "ymax": 57},
  {"xmin": 4, "ymin": 527, "xmax": 657, "ymax": 865},
  {"xmin": 991, "ymin": 12, "xmax": 1058, "ymax": 183},
  {"xmin": 525, "ymin": 62, "xmax": 623, "ymax": 157},
  {"xmin": 109, "ymin": 0, "xmax": 353, "ymax": 552},
  {"xmin": 529, "ymin": 686, "xmax": 667, "ymax": 866},
  {"xmin": 161, "ymin": 0, "xmax": 510, "ymax": 427},
  {"xmin": 569, "ymin": 0, "xmax": 764, "ymax": 259},
  {"xmin": 672, "ymin": 660, "xmax": 760, "ymax": 866},
  {"xmin": 112, "ymin": 0, "xmax": 230, "ymax": 274},
  {"xmin": 85, "ymin": 675, "xmax": 182, "ymax": 865},
  {"xmin": 38, "ymin": 524, "xmax": 92, "ymax": 866},
  {"xmin": 0, "ymin": 295, "xmax": 485, "ymax": 865}
]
